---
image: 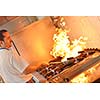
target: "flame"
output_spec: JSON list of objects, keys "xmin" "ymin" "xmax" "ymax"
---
[
  {"xmin": 50, "ymin": 28, "xmax": 88, "ymax": 62},
  {"xmin": 70, "ymin": 67, "xmax": 96, "ymax": 83},
  {"xmin": 70, "ymin": 73, "xmax": 88, "ymax": 83},
  {"xmin": 50, "ymin": 29, "xmax": 70, "ymax": 59}
]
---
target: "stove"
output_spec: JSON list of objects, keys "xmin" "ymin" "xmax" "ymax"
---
[{"xmin": 32, "ymin": 48, "xmax": 100, "ymax": 83}]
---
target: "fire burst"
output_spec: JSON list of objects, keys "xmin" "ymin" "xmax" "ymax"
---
[
  {"xmin": 50, "ymin": 27, "xmax": 88, "ymax": 62},
  {"xmin": 50, "ymin": 16, "xmax": 88, "ymax": 62}
]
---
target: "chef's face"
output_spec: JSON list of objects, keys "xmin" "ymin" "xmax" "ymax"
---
[{"xmin": 2, "ymin": 32, "xmax": 12, "ymax": 48}]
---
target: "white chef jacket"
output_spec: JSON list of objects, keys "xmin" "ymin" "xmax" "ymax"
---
[{"xmin": 0, "ymin": 48, "xmax": 32, "ymax": 83}]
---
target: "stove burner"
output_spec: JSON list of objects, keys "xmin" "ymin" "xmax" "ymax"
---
[{"xmin": 35, "ymin": 48, "xmax": 100, "ymax": 83}]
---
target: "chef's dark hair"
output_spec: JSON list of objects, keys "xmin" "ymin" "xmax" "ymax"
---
[{"xmin": 0, "ymin": 29, "xmax": 8, "ymax": 41}]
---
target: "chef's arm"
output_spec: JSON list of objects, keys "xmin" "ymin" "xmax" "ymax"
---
[{"xmin": 23, "ymin": 63, "xmax": 41, "ymax": 75}]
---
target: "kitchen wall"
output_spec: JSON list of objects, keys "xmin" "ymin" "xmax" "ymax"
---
[
  {"xmin": 12, "ymin": 17, "xmax": 55, "ymax": 65},
  {"xmin": 64, "ymin": 16, "xmax": 100, "ymax": 48}
]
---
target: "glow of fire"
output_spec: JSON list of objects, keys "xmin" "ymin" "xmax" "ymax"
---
[
  {"xmin": 70, "ymin": 67, "xmax": 96, "ymax": 83},
  {"xmin": 70, "ymin": 73, "xmax": 88, "ymax": 83},
  {"xmin": 50, "ymin": 28, "xmax": 88, "ymax": 62}
]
